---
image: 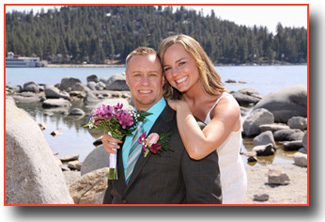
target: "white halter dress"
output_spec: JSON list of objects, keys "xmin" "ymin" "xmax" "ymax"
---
[{"xmin": 204, "ymin": 92, "xmax": 247, "ymax": 204}]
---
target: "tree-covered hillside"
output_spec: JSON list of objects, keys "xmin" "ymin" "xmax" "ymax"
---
[{"xmin": 5, "ymin": 5, "xmax": 307, "ymax": 65}]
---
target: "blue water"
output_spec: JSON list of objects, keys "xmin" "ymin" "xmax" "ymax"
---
[
  {"xmin": 6, "ymin": 65, "xmax": 307, "ymax": 96},
  {"xmin": 5, "ymin": 65, "xmax": 308, "ymax": 167}
]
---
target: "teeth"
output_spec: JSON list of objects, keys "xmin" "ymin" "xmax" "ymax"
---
[
  {"xmin": 139, "ymin": 90, "xmax": 151, "ymax": 93},
  {"xmin": 176, "ymin": 76, "xmax": 188, "ymax": 84}
]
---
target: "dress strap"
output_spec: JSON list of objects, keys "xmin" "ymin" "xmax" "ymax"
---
[{"xmin": 204, "ymin": 92, "xmax": 227, "ymax": 123}]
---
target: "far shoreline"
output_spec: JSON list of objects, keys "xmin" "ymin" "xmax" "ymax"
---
[{"xmin": 45, "ymin": 62, "xmax": 307, "ymax": 68}]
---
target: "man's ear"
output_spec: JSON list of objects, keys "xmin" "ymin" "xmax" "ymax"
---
[{"xmin": 125, "ymin": 72, "xmax": 130, "ymax": 87}]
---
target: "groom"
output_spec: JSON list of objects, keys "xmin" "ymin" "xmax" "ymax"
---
[{"xmin": 102, "ymin": 47, "xmax": 222, "ymax": 204}]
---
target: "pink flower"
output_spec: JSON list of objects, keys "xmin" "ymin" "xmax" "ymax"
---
[
  {"xmin": 146, "ymin": 133, "xmax": 160, "ymax": 146},
  {"xmin": 150, "ymin": 143, "xmax": 162, "ymax": 154}
]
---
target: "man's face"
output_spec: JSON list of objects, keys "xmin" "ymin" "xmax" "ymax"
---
[{"xmin": 125, "ymin": 54, "xmax": 164, "ymax": 111}]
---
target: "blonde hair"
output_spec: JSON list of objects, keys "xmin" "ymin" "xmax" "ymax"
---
[
  {"xmin": 158, "ymin": 34, "xmax": 226, "ymax": 99},
  {"xmin": 126, "ymin": 47, "xmax": 159, "ymax": 66}
]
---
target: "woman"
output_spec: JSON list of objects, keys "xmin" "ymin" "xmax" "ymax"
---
[{"xmin": 158, "ymin": 34, "xmax": 247, "ymax": 204}]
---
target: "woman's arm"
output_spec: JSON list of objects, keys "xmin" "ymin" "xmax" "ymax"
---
[{"xmin": 168, "ymin": 96, "xmax": 240, "ymax": 160}]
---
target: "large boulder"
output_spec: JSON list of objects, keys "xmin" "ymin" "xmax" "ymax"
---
[
  {"xmin": 22, "ymin": 81, "xmax": 40, "ymax": 93},
  {"xmin": 253, "ymin": 130, "xmax": 276, "ymax": 148},
  {"xmin": 243, "ymin": 108, "xmax": 274, "ymax": 137},
  {"xmin": 87, "ymin": 74, "xmax": 99, "ymax": 83},
  {"xmin": 5, "ymin": 102, "xmax": 73, "ymax": 204},
  {"xmin": 44, "ymin": 85, "xmax": 70, "ymax": 100},
  {"xmin": 12, "ymin": 92, "xmax": 44, "ymax": 103},
  {"xmin": 42, "ymin": 98, "xmax": 72, "ymax": 108},
  {"xmin": 287, "ymin": 116, "xmax": 308, "ymax": 130},
  {"xmin": 80, "ymin": 145, "xmax": 110, "ymax": 176},
  {"xmin": 59, "ymin": 77, "xmax": 82, "ymax": 91},
  {"xmin": 69, "ymin": 167, "xmax": 109, "ymax": 204},
  {"xmin": 253, "ymin": 85, "xmax": 307, "ymax": 123},
  {"xmin": 231, "ymin": 91, "xmax": 261, "ymax": 106},
  {"xmin": 106, "ymin": 74, "xmax": 129, "ymax": 91},
  {"xmin": 273, "ymin": 129, "xmax": 304, "ymax": 141}
]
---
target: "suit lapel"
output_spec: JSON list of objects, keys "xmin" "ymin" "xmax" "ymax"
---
[{"xmin": 124, "ymin": 105, "xmax": 175, "ymax": 189}]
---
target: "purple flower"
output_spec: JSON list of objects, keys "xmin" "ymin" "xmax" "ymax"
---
[
  {"xmin": 93, "ymin": 104, "xmax": 113, "ymax": 119},
  {"xmin": 114, "ymin": 103, "xmax": 123, "ymax": 111},
  {"xmin": 117, "ymin": 111, "xmax": 134, "ymax": 129},
  {"xmin": 137, "ymin": 132, "xmax": 147, "ymax": 150}
]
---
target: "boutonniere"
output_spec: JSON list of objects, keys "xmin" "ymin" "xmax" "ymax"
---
[{"xmin": 137, "ymin": 132, "xmax": 174, "ymax": 157}]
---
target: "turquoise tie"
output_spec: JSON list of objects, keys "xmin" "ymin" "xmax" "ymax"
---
[{"xmin": 125, "ymin": 122, "xmax": 145, "ymax": 184}]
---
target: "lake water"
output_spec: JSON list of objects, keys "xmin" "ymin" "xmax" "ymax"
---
[{"xmin": 5, "ymin": 65, "xmax": 308, "ymax": 167}]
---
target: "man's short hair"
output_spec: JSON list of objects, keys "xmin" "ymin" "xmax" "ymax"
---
[{"xmin": 125, "ymin": 47, "xmax": 159, "ymax": 66}]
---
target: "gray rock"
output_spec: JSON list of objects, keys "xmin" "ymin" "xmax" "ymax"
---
[
  {"xmin": 283, "ymin": 141, "xmax": 303, "ymax": 151},
  {"xmin": 99, "ymin": 77, "xmax": 109, "ymax": 85},
  {"xmin": 299, "ymin": 132, "xmax": 308, "ymax": 153},
  {"xmin": 254, "ymin": 85, "xmax": 307, "ymax": 123},
  {"xmin": 6, "ymin": 96, "xmax": 16, "ymax": 106},
  {"xmin": 59, "ymin": 77, "xmax": 82, "ymax": 91},
  {"xmin": 42, "ymin": 98, "xmax": 72, "ymax": 108},
  {"xmin": 253, "ymin": 194, "xmax": 269, "ymax": 201},
  {"xmin": 231, "ymin": 91, "xmax": 261, "ymax": 106},
  {"xmin": 93, "ymin": 137, "xmax": 103, "ymax": 147},
  {"xmin": 51, "ymin": 130, "xmax": 62, "ymax": 137},
  {"xmin": 60, "ymin": 154, "xmax": 79, "ymax": 162},
  {"xmin": 87, "ymin": 74, "xmax": 98, "ymax": 83},
  {"xmin": 252, "ymin": 143, "xmax": 276, "ymax": 156},
  {"xmin": 106, "ymin": 74, "xmax": 129, "ymax": 91},
  {"xmin": 23, "ymin": 81, "xmax": 40, "ymax": 93},
  {"xmin": 12, "ymin": 93, "xmax": 43, "ymax": 103},
  {"xmin": 69, "ymin": 167, "xmax": 109, "ymax": 204},
  {"xmin": 293, "ymin": 152, "xmax": 308, "ymax": 167},
  {"xmin": 83, "ymin": 91, "xmax": 101, "ymax": 105},
  {"xmin": 38, "ymin": 122, "xmax": 47, "ymax": 130},
  {"xmin": 273, "ymin": 129, "xmax": 303, "ymax": 141},
  {"xmin": 5, "ymin": 102, "xmax": 73, "ymax": 204},
  {"xmin": 238, "ymin": 88, "xmax": 261, "ymax": 97},
  {"xmin": 95, "ymin": 81, "xmax": 106, "ymax": 90},
  {"xmin": 71, "ymin": 83, "xmax": 90, "ymax": 92},
  {"xmin": 44, "ymin": 85, "xmax": 70, "ymax": 100},
  {"xmin": 63, "ymin": 171, "xmax": 81, "ymax": 187},
  {"xmin": 268, "ymin": 169, "xmax": 290, "ymax": 185},
  {"xmin": 87, "ymin": 81, "xmax": 97, "ymax": 91},
  {"xmin": 80, "ymin": 145, "xmax": 110, "ymax": 176},
  {"xmin": 253, "ymin": 131, "xmax": 276, "ymax": 148},
  {"xmin": 68, "ymin": 160, "xmax": 82, "ymax": 171},
  {"xmin": 287, "ymin": 116, "xmax": 307, "ymax": 130},
  {"xmin": 259, "ymin": 123, "xmax": 290, "ymax": 133},
  {"xmin": 243, "ymin": 108, "xmax": 274, "ymax": 137},
  {"xmin": 69, "ymin": 108, "xmax": 85, "ymax": 116}
]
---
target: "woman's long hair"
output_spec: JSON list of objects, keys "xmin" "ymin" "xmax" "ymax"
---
[{"xmin": 158, "ymin": 34, "xmax": 226, "ymax": 99}]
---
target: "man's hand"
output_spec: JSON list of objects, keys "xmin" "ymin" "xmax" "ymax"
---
[{"xmin": 101, "ymin": 133, "xmax": 122, "ymax": 154}]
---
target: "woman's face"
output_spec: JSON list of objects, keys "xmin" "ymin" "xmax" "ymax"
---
[{"xmin": 162, "ymin": 43, "xmax": 200, "ymax": 93}]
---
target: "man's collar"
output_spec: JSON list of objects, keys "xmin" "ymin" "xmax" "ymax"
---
[{"xmin": 145, "ymin": 97, "xmax": 166, "ymax": 123}]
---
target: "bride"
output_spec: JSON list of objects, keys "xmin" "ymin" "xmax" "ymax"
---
[{"xmin": 158, "ymin": 34, "xmax": 247, "ymax": 204}]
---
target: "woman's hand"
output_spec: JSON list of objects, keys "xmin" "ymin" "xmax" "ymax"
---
[
  {"xmin": 101, "ymin": 133, "xmax": 122, "ymax": 154},
  {"xmin": 167, "ymin": 99, "xmax": 188, "ymax": 111}
]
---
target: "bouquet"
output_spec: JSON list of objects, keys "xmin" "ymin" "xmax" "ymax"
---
[{"xmin": 84, "ymin": 103, "xmax": 151, "ymax": 180}]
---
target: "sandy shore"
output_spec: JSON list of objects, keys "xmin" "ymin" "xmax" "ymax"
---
[{"xmin": 243, "ymin": 163, "xmax": 308, "ymax": 205}]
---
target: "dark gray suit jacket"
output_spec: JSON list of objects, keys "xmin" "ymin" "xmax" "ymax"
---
[{"xmin": 103, "ymin": 105, "xmax": 222, "ymax": 204}]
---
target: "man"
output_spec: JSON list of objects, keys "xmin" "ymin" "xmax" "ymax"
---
[{"xmin": 102, "ymin": 47, "xmax": 222, "ymax": 204}]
